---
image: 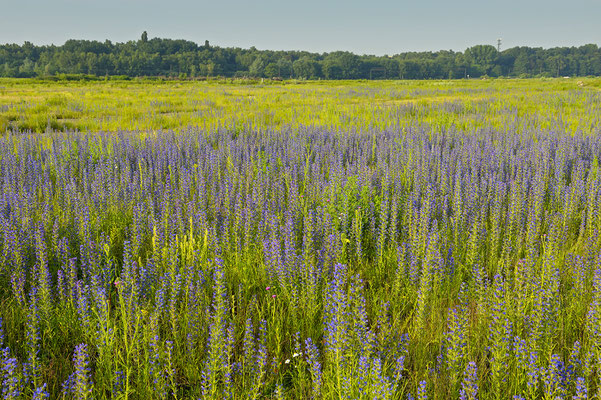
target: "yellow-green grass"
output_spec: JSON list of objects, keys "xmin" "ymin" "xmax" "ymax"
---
[{"xmin": 1, "ymin": 77, "xmax": 601, "ymax": 134}]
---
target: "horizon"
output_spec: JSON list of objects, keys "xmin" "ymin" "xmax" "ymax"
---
[
  {"xmin": 3, "ymin": 35, "xmax": 601, "ymax": 57},
  {"xmin": 2, "ymin": 0, "xmax": 601, "ymax": 56}
]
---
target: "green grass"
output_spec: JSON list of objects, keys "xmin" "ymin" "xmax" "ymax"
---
[
  {"xmin": 1, "ymin": 77, "xmax": 601, "ymax": 134},
  {"xmin": 2, "ymin": 77, "xmax": 601, "ymax": 399}
]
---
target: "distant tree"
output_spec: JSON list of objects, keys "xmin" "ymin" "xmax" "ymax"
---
[
  {"xmin": 465, "ymin": 45, "xmax": 498, "ymax": 76},
  {"xmin": 0, "ymin": 36, "xmax": 600, "ymax": 79},
  {"xmin": 512, "ymin": 52, "xmax": 530, "ymax": 76},
  {"xmin": 207, "ymin": 61, "xmax": 216, "ymax": 77},
  {"xmin": 2, "ymin": 62, "xmax": 17, "ymax": 77},
  {"xmin": 264, "ymin": 63, "xmax": 279, "ymax": 78},
  {"xmin": 249, "ymin": 56, "xmax": 266, "ymax": 77},
  {"xmin": 22, "ymin": 41, "xmax": 37, "ymax": 59},
  {"xmin": 293, "ymin": 57, "xmax": 320, "ymax": 79},
  {"xmin": 379, "ymin": 57, "xmax": 400, "ymax": 79},
  {"xmin": 549, "ymin": 55, "xmax": 566, "ymax": 77},
  {"xmin": 399, "ymin": 60, "xmax": 423, "ymax": 79},
  {"xmin": 322, "ymin": 58, "xmax": 343, "ymax": 79},
  {"xmin": 44, "ymin": 63, "xmax": 57, "ymax": 76},
  {"xmin": 454, "ymin": 53, "xmax": 469, "ymax": 78},
  {"xmin": 18, "ymin": 58, "xmax": 35, "ymax": 77},
  {"xmin": 325, "ymin": 52, "xmax": 361, "ymax": 79},
  {"xmin": 277, "ymin": 58, "xmax": 293, "ymax": 78},
  {"xmin": 432, "ymin": 51, "xmax": 455, "ymax": 78},
  {"xmin": 491, "ymin": 53, "xmax": 514, "ymax": 76}
]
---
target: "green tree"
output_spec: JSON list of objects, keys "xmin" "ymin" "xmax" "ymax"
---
[
  {"xmin": 293, "ymin": 57, "xmax": 319, "ymax": 79},
  {"xmin": 264, "ymin": 63, "xmax": 279, "ymax": 78},
  {"xmin": 549, "ymin": 55, "xmax": 566, "ymax": 77},
  {"xmin": 277, "ymin": 58, "xmax": 293, "ymax": 78},
  {"xmin": 249, "ymin": 56, "xmax": 266, "ymax": 77},
  {"xmin": 324, "ymin": 52, "xmax": 361, "ymax": 78},
  {"xmin": 465, "ymin": 45, "xmax": 498, "ymax": 76},
  {"xmin": 513, "ymin": 52, "xmax": 530, "ymax": 76},
  {"xmin": 399, "ymin": 60, "xmax": 422, "ymax": 79},
  {"xmin": 322, "ymin": 58, "xmax": 343, "ymax": 79}
]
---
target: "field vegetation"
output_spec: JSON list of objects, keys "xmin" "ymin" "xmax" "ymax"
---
[
  {"xmin": 1, "ymin": 78, "xmax": 601, "ymax": 133},
  {"xmin": 1, "ymin": 78, "xmax": 601, "ymax": 399},
  {"xmin": 2, "ymin": 37, "xmax": 601, "ymax": 79}
]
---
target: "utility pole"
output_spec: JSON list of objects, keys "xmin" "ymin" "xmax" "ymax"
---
[{"xmin": 497, "ymin": 38, "xmax": 502, "ymax": 52}]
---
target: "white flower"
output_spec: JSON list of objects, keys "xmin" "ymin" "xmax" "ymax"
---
[
  {"xmin": 292, "ymin": 352, "xmax": 300, "ymax": 358},
  {"xmin": 284, "ymin": 359, "xmax": 290, "ymax": 364}
]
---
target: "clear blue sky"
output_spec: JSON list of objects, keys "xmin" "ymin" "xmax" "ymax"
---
[{"xmin": 3, "ymin": 0, "xmax": 600, "ymax": 55}]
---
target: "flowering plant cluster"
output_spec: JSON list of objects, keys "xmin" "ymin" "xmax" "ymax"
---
[{"xmin": 0, "ymin": 116, "xmax": 600, "ymax": 398}]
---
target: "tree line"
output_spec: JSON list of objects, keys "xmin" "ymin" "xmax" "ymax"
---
[{"xmin": 1, "ymin": 33, "xmax": 600, "ymax": 79}]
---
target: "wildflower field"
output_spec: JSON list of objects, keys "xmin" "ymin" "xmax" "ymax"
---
[{"xmin": 1, "ymin": 78, "xmax": 601, "ymax": 399}]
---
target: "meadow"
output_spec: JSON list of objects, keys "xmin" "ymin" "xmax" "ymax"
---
[
  {"xmin": 1, "ymin": 78, "xmax": 601, "ymax": 134},
  {"xmin": 1, "ymin": 78, "xmax": 601, "ymax": 399}
]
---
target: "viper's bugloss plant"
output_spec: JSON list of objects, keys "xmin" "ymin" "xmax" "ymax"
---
[
  {"xmin": 0, "ymin": 88, "xmax": 600, "ymax": 399},
  {"xmin": 73, "ymin": 343, "xmax": 93, "ymax": 400}
]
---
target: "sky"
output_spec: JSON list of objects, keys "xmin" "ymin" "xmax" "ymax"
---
[{"xmin": 2, "ymin": 0, "xmax": 601, "ymax": 55}]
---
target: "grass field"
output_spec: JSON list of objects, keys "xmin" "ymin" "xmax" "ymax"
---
[
  {"xmin": 1, "ymin": 78, "xmax": 601, "ymax": 399},
  {"xmin": 1, "ymin": 78, "xmax": 601, "ymax": 133}
]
